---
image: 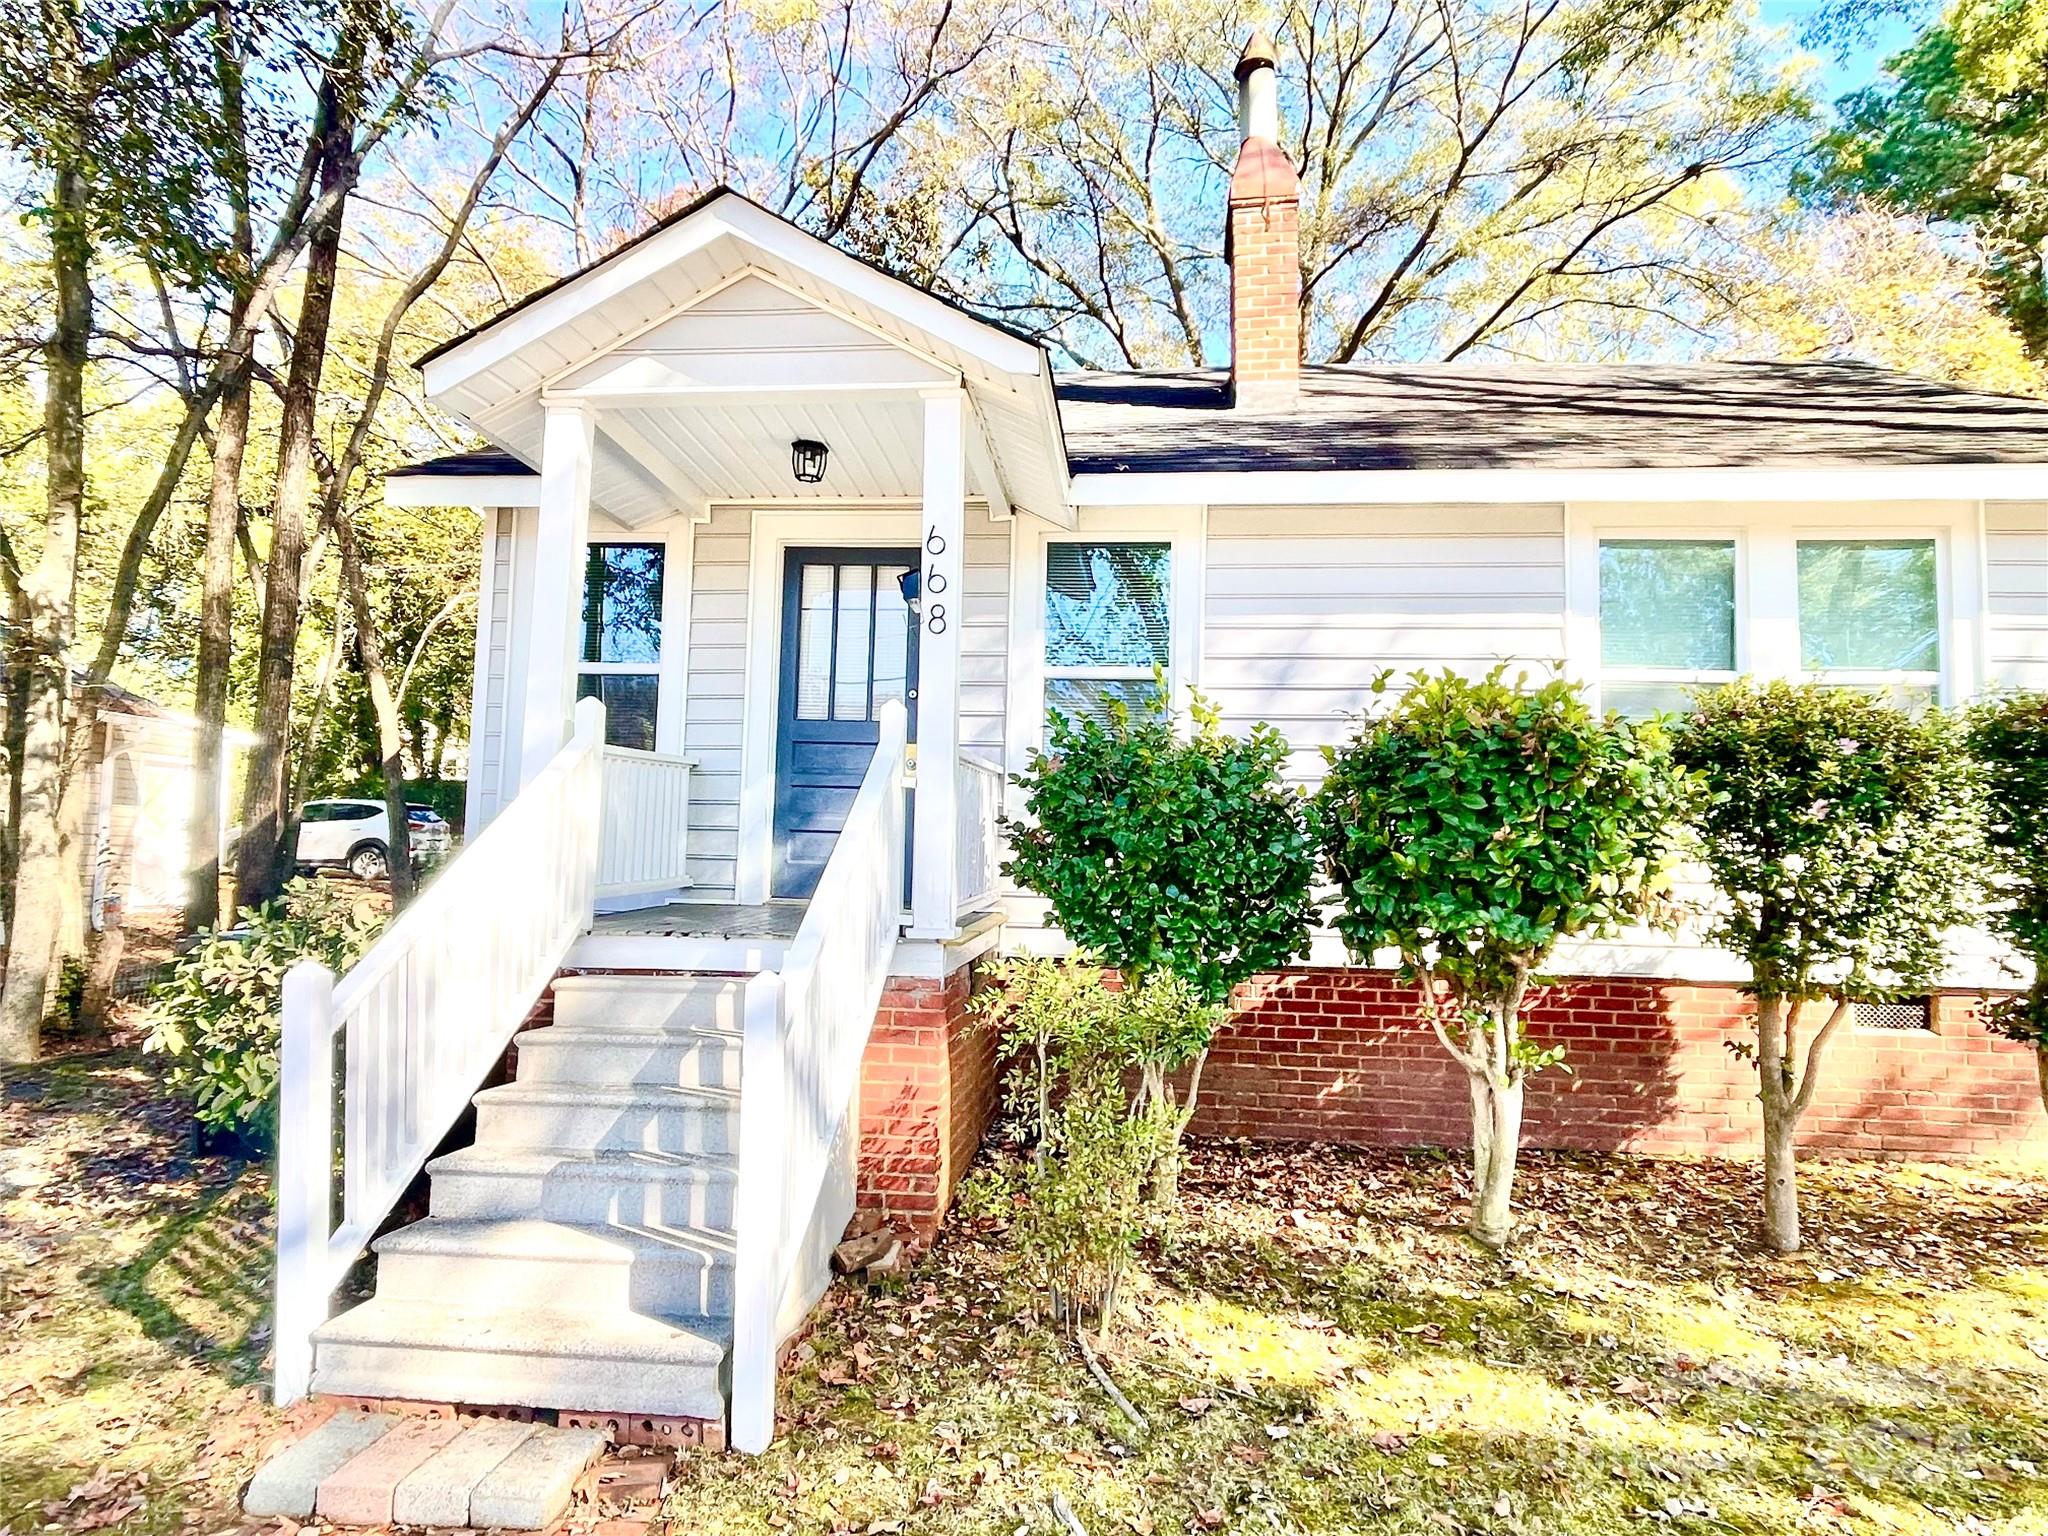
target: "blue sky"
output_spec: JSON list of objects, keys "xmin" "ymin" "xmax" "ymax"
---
[{"xmin": 1758, "ymin": 0, "xmax": 1922, "ymax": 103}]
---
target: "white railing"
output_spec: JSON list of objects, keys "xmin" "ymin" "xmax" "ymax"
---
[
  {"xmin": 597, "ymin": 744, "xmax": 695, "ymax": 899},
  {"xmin": 730, "ymin": 700, "xmax": 908, "ymax": 1453},
  {"xmin": 956, "ymin": 752, "xmax": 1005, "ymax": 917},
  {"xmin": 272, "ymin": 697, "xmax": 608, "ymax": 1404}
]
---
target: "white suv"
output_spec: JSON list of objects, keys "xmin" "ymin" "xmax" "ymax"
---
[{"xmin": 295, "ymin": 799, "xmax": 452, "ymax": 881}]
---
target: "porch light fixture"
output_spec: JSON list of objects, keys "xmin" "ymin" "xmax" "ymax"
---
[{"xmin": 791, "ymin": 439, "xmax": 829, "ymax": 483}]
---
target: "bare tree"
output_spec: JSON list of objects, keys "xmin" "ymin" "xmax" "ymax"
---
[{"xmin": 949, "ymin": 0, "xmax": 1805, "ymax": 366}]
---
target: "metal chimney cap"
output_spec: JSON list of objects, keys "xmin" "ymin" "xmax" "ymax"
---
[{"xmin": 1235, "ymin": 27, "xmax": 1278, "ymax": 81}]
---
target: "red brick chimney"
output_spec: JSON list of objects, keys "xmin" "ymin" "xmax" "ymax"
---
[{"xmin": 1227, "ymin": 29, "xmax": 1300, "ymax": 410}]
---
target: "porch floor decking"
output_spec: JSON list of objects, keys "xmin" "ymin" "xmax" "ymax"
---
[{"xmin": 587, "ymin": 901, "xmax": 808, "ymax": 940}]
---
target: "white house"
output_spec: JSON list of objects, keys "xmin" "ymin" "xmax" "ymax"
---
[{"xmin": 274, "ymin": 35, "xmax": 2048, "ymax": 1454}]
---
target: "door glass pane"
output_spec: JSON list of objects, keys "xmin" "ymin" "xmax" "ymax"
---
[
  {"xmin": 576, "ymin": 673, "xmax": 659, "ymax": 752},
  {"xmin": 580, "ymin": 544, "xmax": 664, "ymax": 664},
  {"xmin": 1798, "ymin": 539, "xmax": 1939, "ymax": 672},
  {"xmin": 873, "ymin": 565, "xmax": 911, "ymax": 711},
  {"xmin": 833, "ymin": 565, "xmax": 875, "ymax": 720},
  {"xmin": 795, "ymin": 563, "xmax": 834, "ymax": 721},
  {"xmin": 1599, "ymin": 540, "xmax": 1736, "ymax": 670},
  {"xmin": 1046, "ymin": 544, "xmax": 1170, "ymax": 668}
]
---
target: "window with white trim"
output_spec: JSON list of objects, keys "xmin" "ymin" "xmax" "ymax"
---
[
  {"xmin": 1043, "ymin": 541, "xmax": 1171, "ymax": 731},
  {"xmin": 1598, "ymin": 538, "xmax": 1737, "ymax": 716},
  {"xmin": 576, "ymin": 542, "xmax": 663, "ymax": 751},
  {"xmin": 1796, "ymin": 538, "xmax": 1940, "ymax": 706}
]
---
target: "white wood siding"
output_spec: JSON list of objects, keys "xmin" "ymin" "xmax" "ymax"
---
[
  {"xmin": 557, "ymin": 273, "xmax": 952, "ymax": 397},
  {"xmin": 1203, "ymin": 504, "xmax": 1567, "ymax": 782},
  {"xmin": 961, "ymin": 511, "xmax": 1010, "ymax": 760},
  {"xmin": 681, "ymin": 502, "xmax": 1009, "ymax": 900},
  {"xmin": 684, "ymin": 505, "xmax": 750, "ymax": 895},
  {"xmin": 1986, "ymin": 501, "xmax": 2048, "ymax": 691},
  {"xmin": 467, "ymin": 506, "xmax": 533, "ymax": 831}
]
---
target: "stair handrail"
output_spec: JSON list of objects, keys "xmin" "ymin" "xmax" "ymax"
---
[
  {"xmin": 729, "ymin": 699, "xmax": 908, "ymax": 1452},
  {"xmin": 272, "ymin": 697, "xmax": 608, "ymax": 1404}
]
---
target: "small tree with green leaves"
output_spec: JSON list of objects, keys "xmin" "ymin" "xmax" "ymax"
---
[
  {"xmin": 1005, "ymin": 684, "xmax": 1317, "ymax": 1185},
  {"xmin": 1965, "ymin": 691, "xmax": 2048, "ymax": 1111},
  {"xmin": 965, "ymin": 954, "xmax": 1171, "ymax": 1332},
  {"xmin": 1675, "ymin": 680, "xmax": 1981, "ymax": 1254},
  {"xmin": 1315, "ymin": 668, "xmax": 1689, "ymax": 1249}
]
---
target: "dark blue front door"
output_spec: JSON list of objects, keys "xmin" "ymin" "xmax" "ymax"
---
[{"xmin": 772, "ymin": 548, "xmax": 920, "ymax": 899}]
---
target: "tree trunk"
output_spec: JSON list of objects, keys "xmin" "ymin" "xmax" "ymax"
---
[
  {"xmin": 187, "ymin": 13, "xmax": 253, "ymax": 934},
  {"xmin": 337, "ymin": 510, "xmax": 412, "ymax": 905},
  {"xmin": 0, "ymin": 137, "xmax": 91, "ymax": 1064},
  {"xmin": 1466, "ymin": 1068, "xmax": 1524, "ymax": 1249},
  {"xmin": 232, "ymin": 89, "xmax": 352, "ymax": 911},
  {"xmin": 2, "ymin": 582, "xmax": 30, "ymax": 939},
  {"xmin": 50, "ymin": 756, "xmax": 91, "ymax": 999},
  {"xmin": 186, "ymin": 366, "xmax": 248, "ymax": 932},
  {"xmin": 1755, "ymin": 995, "xmax": 1802, "ymax": 1254}
]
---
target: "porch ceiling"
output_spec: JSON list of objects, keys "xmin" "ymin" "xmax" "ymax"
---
[{"xmin": 416, "ymin": 195, "xmax": 1072, "ymax": 526}]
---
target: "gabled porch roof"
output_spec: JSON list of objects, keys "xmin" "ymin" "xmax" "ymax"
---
[{"xmin": 397, "ymin": 187, "xmax": 1071, "ymax": 526}]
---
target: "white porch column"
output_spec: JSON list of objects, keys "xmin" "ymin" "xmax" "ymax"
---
[
  {"xmin": 520, "ymin": 402, "xmax": 595, "ymax": 784},
  {"xmin": 910, "ymin": 387, "xmax": 966, "ymax": 936}
]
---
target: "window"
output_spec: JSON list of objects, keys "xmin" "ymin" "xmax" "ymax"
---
[
  {"xmin": 1598, "ymin": 539, "xmax": 1737, "ymax": 716},
  {"xmin": 576, "ymin": 542, "xmax": 664, "ymax": 751},
  {"xmin": 1044, "ymin": 542, "xmax": 1170, "ymax": 729},
  {"xmin": 1797, "ymin": 539, "xmax": 1940, "ymax": 705}
]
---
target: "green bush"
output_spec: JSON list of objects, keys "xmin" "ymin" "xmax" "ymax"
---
[
  {"xmin": 1006, "ymin": 683, "xmax": 1316, "ymax": 1006},
  {"xmin": 1314, "ymin": 667, "xmax": 1690, "ymax": 1248},
  {"xmin": 1004, "ymin": 684, "xmax": 1314, "ymax": 1200},
  {"xmin": 1675, "ymin": 680, "xmax": 1980, "ymax": 1253},
  {"xmin": 143, "ymin": 878, "xmax": 387, "ymax": 1151},
  {"xmin": 965, "ymin": 954, "xmax": 1173, "ymax": 1332},
  {"xmin": 1963, "ymin": 691, "xmax": 2048, "ymax": 1106}
]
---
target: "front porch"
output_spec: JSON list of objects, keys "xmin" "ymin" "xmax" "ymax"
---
[
  {"xmin": 266, "ymin": 192, "xmax": 1068, "ymax": 1462},
  {"xmin": 387, "ymin": 194, "xmax": 1072, "ymax": 945}
]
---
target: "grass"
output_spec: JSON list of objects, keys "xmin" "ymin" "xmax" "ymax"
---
[
  {"xmin": 1, "ymin": 1046, "xmax": 288, "ymax": 1536},
  {"xmin": 658, "ymin": 1142, "xmax": 2048, "ymax": 1536},
  {"xmin": 5, "ymin": 1042, "xmax": 2044, "ymax": 1536}
]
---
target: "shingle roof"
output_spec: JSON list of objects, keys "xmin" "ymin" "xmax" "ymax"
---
[
  {"xmin": 1053, "ymin": 359, "xmax": 2048, "ymax": 475},
  {"xmin": 389, "ymin": 359, "xmax": 2048, "ymax": 485},
  {"xmin": 388, "ymin": 449, "xmax": 530, "ymax": 477}
]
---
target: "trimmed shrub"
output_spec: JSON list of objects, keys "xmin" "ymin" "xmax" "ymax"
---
[
  {"xmin": 1675, "ymin": 680, "xmax": 1980, "ymax": 1253},
  {"xmin": 1965, "ymin": 690, "xmax": 2048, "ymax": 1108},
  {"xmin": 1315, "ymin": 667, "xmax": 1690, "ymax": 1248}
]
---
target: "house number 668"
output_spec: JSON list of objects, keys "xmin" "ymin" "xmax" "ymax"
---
[{"xmin": 923, "ymin": 527, "xmax": 948, "ymax": 635}]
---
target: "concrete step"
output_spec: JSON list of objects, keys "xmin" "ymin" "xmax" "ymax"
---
[
  {"xmin": 549, "ymin": 973, "xmax": 745, "ymax": 1034},
  {"xmin": 312, "ymin": 1296, "xmax": 730, "ymax": 1422},
  {"xmin": 372, "ymin": 1216, "xmax": 736, "ymax": 1315},
  {"xmin": 427, "ymin": 1145, "xmax": 739, "ymax": 1231},
  {"xmin": 473, "ymin": 1081, "xmax": 739, "ymax": 1155},
  {"xmin": 514, "ymin": 1024, "xmax": 740, "ymax": 1089}
]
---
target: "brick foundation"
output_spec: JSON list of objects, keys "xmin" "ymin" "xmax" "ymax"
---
[
  {"xmin": 1193, "ymin": 970, "xmax": 2046, "ymax": 1158},
  {"xmin": 855, "ymin": 964, "xmax": 998, "ymax": 1243}
]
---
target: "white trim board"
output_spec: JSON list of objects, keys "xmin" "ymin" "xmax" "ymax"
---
[
  {"xmin": 386, "ymin": 473, "xmax": 540, "ymax": 508},
  {"xmin": 1073, "ymin": 464, "xmax": 2048, "ymax": 507},
  {"xmin": 424, "ymin": 194, "xmax": 1047, "ymax": 399}
]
